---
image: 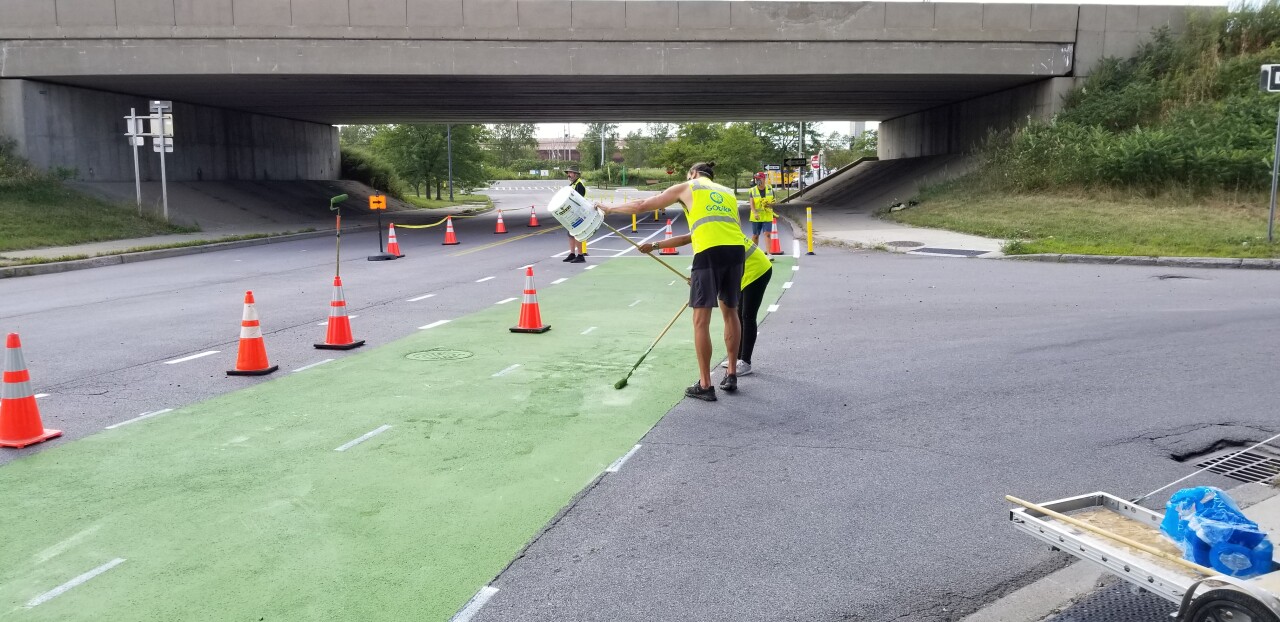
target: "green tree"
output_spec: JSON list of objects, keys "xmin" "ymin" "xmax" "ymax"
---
[
  {"xmin": 486, "ymin": 123, "xmax": 537, "ymax": 168},
  {"xmin": 747, "ymin": 122, "xmax": 826, "ymax": 165},
  {"xmin": 658, "ymin": 123, "xmax": 723, "ymax": 171},
  {"xmin": 712, "ymin": 123, "xmax": 764, "ymax": 190},
  {"xmin": 580, "ymin": 123, "xmax": 620, "ymax": 170},
  {"xmin": 622, "ymin": 129, "xmax": 652, "ymax": 169},
  {"xmin": 373, "ymin": 124, "xmax": 489, "ymax": 199},
  {"xmin": 338, "ymin": 125, "xmax": 380, "ymax": 147}
]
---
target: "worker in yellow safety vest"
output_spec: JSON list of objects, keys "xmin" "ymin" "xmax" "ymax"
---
[
  {"xmin": 563, "ymin": 166, "xmax": 589, "ymax": 264},
  {"xmin": 639, "ymin": 234, "xmax": 773, "ymax": 379},
  {"xmin": 748, "ymin": 172, "xmax": 775, "ymax": 246},
  {"xmin": 597, "ymin": 161, "xmax": 745, "ymax": 401}
]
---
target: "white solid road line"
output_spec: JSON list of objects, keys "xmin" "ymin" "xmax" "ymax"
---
[
  {"xmin": 669, "ymin": 280, "xmax": 676, "ymax": 286},
  {"xmin": 164, "ymin": 351, "xmax": 220, "ymax": 365},
  {"xmin": 105, "ymin": 409, "xmax": 174, "ymax": 430},
  {"xmin": 476, "ymin": 276, "xmax": 495, "ymax": 283},
  {"xmin": 793, "ymin": 240, "xmax": 800, "ymax": 258},
  {"xmin": 792, "ymin": 265, "xmax": 800, "ymax": 271},
  {"xmin": 449, "ymin": 586, "xmax": 499, "ymax": 622},
  {"xmin": 768, "ymin": 304, "xmax": 780, "ymax": 313},
  {"xmin": 581, "ymin": 326, "xmax": 597, "ymax": 335},
  {"xmin": 628, "ymin": 300, "xmax": 641, "ymax": 307},
  {"xmin": 606, "ymin": 445, "xmax": 642, "ymax": 473},
  {"xmin": 584, "ymin": 265, "xmax": 597, "ymax": 270},
  {"xmin": 407, "ymin": 294, "xmax": 436, "ymax": 302},
  {"xmin": 334, "ymin": 425, "xmax": 392, "ymax": 452},
  {"xmin": 292, "ymin": 359, "xmax": 334, "ymax": 373},
  {"xmin": 496, "ymin": 297, "xmax": 518, "ymax": 305},
  {"xmin": 551, "ymin": 277, "xmax": 568, "ymax": 285},
  {"xmin": 317, "ymin": 314, "xmax": 358, "ymax": 326},
  {"xmin": 34, "ymin": 393, "xmax": 49, "ymax": 399},
  {"xmin": 419, "ymin": 320, "xmax": 450, "ymax": 330},
  {"xmin": 783, "ymin": 281, "xmax": 793, "ymax": 289},
  {"xmin": 492, "ymin": 364, "xmax": 521, "ymax": 377},
  {"xmin": 27, "ymin": 558, "xmax": 126, "ymax": 608}
]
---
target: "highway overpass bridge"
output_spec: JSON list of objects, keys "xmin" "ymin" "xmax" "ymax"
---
[{"xmin": 0, "ymin": 0, "xmax": 1192, "ymax": 182}]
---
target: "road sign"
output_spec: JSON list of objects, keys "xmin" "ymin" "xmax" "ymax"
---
[
  {"xmin": 369, "ymin": 195, "xmax": 387, "ymax": 210},
  {"xmin": 1262, "ymin": 65, "xmax": 1280, "ymax": 93},
  {"xmin": 152, "ymin": 136, "xmax": 173, "ymax": 153},
  {"xmin": 810, "ymin": 154, "xmax": 820, "ymax": 169},
  {"xmin": 783, "ymin": 158, "xmax": 807, "ymax": 167}
]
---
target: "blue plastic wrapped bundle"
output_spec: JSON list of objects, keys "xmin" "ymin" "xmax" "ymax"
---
[{"xmin": 1160, "ymin": 486, "xmax": 1275, "ymax": 578}]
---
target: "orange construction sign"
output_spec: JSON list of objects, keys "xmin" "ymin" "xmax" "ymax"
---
[{"xmin": 369, "ymin": 195, "xmax": 387, "ymax": 210}]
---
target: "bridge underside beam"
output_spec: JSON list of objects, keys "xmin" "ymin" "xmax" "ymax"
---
[{"xmin": 2, "ymin": 38, "xmax": 1072, "ymax": 123}]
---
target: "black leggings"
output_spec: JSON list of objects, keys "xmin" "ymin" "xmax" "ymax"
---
[{"xmin": 737, "ymin": 269, "xmax": 771, "ymax": 364}]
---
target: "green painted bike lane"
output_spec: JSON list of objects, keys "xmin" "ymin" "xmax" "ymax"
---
[{"xmin": 0, "ymin": 255, "xmax": 795, "ymax": 621}]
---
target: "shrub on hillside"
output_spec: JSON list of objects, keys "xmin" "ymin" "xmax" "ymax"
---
[
  {"xmin": 981, "ymin": 1, "xmax": 1280, "ymax": 194},
  {"xmin": 340, "ymin": 147, "xmax": 403, "ymax": 198}
]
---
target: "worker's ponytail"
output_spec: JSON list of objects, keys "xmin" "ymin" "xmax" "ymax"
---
[{"xmin": 689, "ymin": 161, "xmax": 715, "ymax": 180}]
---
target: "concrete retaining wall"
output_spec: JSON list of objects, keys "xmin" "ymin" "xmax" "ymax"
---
[{"xmin": 0, "ymin": 80, "xmax": 338, "ymax": 182}]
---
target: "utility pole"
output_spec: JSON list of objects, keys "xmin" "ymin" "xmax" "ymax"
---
[{"xmin": 447, "ymin": 124, "xmax": 454, "ymax": 202}]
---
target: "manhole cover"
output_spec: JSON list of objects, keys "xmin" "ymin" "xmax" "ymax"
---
[
  {"xmin": 405, "ymin": 349, "xmax": 473, "ymax": 361},
  {"xmin": 1194, "ymin": 446, "xmax": 1280, "ymax": 484},
  {"xmin": 885, "ymin": 240, "xmax": 923, "ymax": 248}
]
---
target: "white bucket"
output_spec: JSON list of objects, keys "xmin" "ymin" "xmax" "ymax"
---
[{"xmin": 547, "ymin": 186, "xmax": 605, "ymax": 242}]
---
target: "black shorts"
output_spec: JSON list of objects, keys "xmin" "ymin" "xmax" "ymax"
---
[{"xmin": 690, "ymin": 245, "xmax": 745, "ymax": 309}]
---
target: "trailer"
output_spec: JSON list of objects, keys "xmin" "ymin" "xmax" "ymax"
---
[{"xmin": 1008, "ymin": 491, "xmax": 1280, "ymax": 621}]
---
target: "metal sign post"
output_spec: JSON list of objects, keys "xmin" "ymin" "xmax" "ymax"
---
[
  {"xmin": 367, "ymin": 194, "xmax": 397, "ymax": 261},
  {"xmin": 123, "ymin": 109, "xmax": 145, "ymax": 213},
  {"xmin": 1261, "ymin": 65, "xmax": 1280, "ymax": 242},
  {"xmin": 149, "ymin": 101, "xmax": 174, "ymax": 222},
  {"xmin": 329, "ymin": 194, "xmax": 349, "ymax": 276}
]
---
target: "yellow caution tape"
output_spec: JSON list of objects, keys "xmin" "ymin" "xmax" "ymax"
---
[{"xmin": 394, "ymin": 217, "xmax": 450, "ymax": 229}]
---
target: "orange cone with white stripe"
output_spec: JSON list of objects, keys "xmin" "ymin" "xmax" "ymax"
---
[
  {"xmin": 494, "ymin": 210, "xmax": 508, "ymax": 234},
  {"xmin": 227, "ymin": 291, "xmax": 279, "ymax": 376},
  {"xmin": 0, "ymin": 333, "xmax": 61, "ymax": 448},
  {"xmin": 769, "ymin": 216, "xmax": 784, "ymax": 255},
  {"xmin": 527, "ymin": 205, "xmax": 540, "ymax": 228},
  {"xmin": 315, "ymin": 276, "xmax": 366, "ymax": 350},
  {"xmin": 660, "ymin": 219, "xmax": 679, "ymax": 255},
  {"xmin": 386, "ymin": 223, "xmax": 404, "ymax": 257},
  {"xmin": 442, "ymin": 216, "xmax": 460, "ymax": 245},
  {"xmin": 510, "ymin": 267, "xmax": 551, "ymax": 334}
]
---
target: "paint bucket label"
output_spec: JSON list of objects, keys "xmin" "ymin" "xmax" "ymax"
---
[{"xmin": 547, "ymin": 186, "xmax": 604, "ymax": 242}]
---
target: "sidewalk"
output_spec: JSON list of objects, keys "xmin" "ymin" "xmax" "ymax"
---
[{"xmin": 777, "ymin": 205, "xmax": 1005, "ymax": 258}]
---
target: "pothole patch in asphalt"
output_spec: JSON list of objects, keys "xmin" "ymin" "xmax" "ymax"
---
[
  {"xmin": 885, "ymin": 240, "xmax": 924, "ymax": 248},
  {"xmin": 405, "ymin": 349, "xmax": 474, "ymax": 362},
  {"xmin": 1153, "ymin": 274, "xmax": 1201, "ymax": 280}
]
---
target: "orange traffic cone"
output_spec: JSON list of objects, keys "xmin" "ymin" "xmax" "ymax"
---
[
  {"xmin": 769, "ymin": 217, "xmax": 784, "ymax": 255},
  {"xmin": 494, "ymin": 210, "xmax": 508, "ymax": 234},
  {"xmin": 510, "ymin": 267, "xmax": 551, "ymax": 334},
  {"xmin": 442, "ymin": 216, "xmax": 460, "ymax": 245},
  {"xmin": 316, "ymin": 276, "xmax": 366, "ymax": 350},
  {"xmin": 386, "ymin": 223, "xmax": 404, "ymax": 257},
  {"xmin": 228, "ymin": 291, "xmax": 279, "ymax": 376},
  {"xmin": 527, "ymin": 206, "xmax": 540, "ymax": 228},
  {"xmin": 0, "ymin": 333, "xmax": 61, "ymax": 448},
  {"xmin": 660, "ymin": 219, "xmax": 679, "ymax": 255}
]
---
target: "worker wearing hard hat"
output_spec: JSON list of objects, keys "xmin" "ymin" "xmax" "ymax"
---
[{"xmin": 748, "ymin": 173, "xmax": 775, "ymax": 246}]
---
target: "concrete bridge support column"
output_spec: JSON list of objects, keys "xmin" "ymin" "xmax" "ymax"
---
[
  {"xmin": 0, "ymin": 79, "xmax": 338, "ymax": 182},
  {"xmin": 877, "ymin": 77, "xmax": 1076, "ymax": 160}
]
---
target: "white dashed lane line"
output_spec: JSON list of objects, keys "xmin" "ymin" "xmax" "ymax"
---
[
  {"xmin": 163, "ymin": 351, "xmax": 220, "ymax": 365},
  {"xmin": 419, "ymin": 320, "xmax": 450, "ymax": 330},
  {"xmin": 334, "ymin": 425, "xmax": 392, "ymax": 452}
]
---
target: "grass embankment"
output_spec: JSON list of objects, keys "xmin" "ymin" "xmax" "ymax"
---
[
  {"xmin": 886, "ymin": 2, "xmax": 1280, "ymax": 258},
  {"xmin": 887, "ymin": 186, "xmax": 1280, "ymax": 258},
  {"xmin": 0, "ymin": 141, "xmax": 195, "ymax": 253}
]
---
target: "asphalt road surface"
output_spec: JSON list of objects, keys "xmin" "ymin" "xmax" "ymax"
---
[{"xmin": 3, "ymin": 189, "xmax": 1279, "ymax": 620}]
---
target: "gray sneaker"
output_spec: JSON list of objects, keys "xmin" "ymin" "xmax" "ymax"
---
[
  {"xmin": 719, "ymin": 360, "xmax": 730, "ymax": 368},
  {"xmin": 735, "ymin": 361, "xmax": 752, "ymax": 376}
]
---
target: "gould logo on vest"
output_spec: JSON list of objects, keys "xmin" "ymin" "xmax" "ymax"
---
[{"xmin": 710, "ymin": 192, "xmax": 725, "ymax": 205}]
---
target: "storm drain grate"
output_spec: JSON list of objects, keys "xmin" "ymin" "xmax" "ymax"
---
[
  {"xmin": 1193, "ymin": 445, "xmax": 1280, "ymax": 484},
  {"xmin": 405, "ymin": 349, "xmax": 473, "ymax": 362}
]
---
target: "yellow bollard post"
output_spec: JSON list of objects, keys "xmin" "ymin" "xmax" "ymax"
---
[
  {"xmin": 653, "ymin": 210, "xmax": 659, "ymax": 222},
  {"xmin": 806, "ymin": 206, "xmax": 815, "ymax": 255},
  {"xmin": 631, "ymin": 212, "xmax": 637, "ymax": 233},
  {"xmin": 581, "ymin": 238, "xmax": 588, "ymax": 256}
]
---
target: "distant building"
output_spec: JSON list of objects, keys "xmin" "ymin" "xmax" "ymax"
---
[{"xmin": 538, "ymin": 137, "xmax": 580, "ymax": 162}]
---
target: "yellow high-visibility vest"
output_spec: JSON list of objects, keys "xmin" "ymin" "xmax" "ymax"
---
[
  {"xmin": 750, "ymin": 185, "xmax": 775, "ymax": 223},
  {"xmin": 685, "ymin": 177, "xmax": 743, "ymax": 254},
  {"xmin": 742, "ymin": 237, "xmax": 771, "ymax": 288}
]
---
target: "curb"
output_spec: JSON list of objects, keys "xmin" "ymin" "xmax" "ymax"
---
[
  {"xmin": 1006, "ymin": 254, "xmax": 1278, "ymax": 270},
  {"xmin": 0, "ymin": 226, "xmax": 378, "ymax": 279}
]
